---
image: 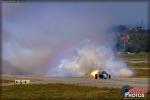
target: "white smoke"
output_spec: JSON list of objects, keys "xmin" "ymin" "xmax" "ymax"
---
[{"xmin": 48, "ymin": 43, "xmax": 133, "ymax": 77}]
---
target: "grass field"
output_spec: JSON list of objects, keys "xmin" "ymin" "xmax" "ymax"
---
[
  {"xmin": 127, "ymin": 62, "xmax": 149, "ymax": 68},
  {"xmin": 132, "ymin": 69, "xmax": 150, "ymax": 78},
  {"xmin": 1, "ymin": 80, "xmax": 14, "ymax": 83},
  {"xmin": 127, "ymin": 62, "xmax": 150, "ymax": 78},
  {"xmin": 120, "ymin": 53, "xmax": 148, "ymax": 60},
  {"xmin": 120, "ymin": 53, "xmax": 150, "ymax": 78},
  {"xmin": 1, "ymin": 83, "xmax": 149, "ymax": 100},
  {"xmin": 1, "ymin": 84, "xmax": 121, "ymax": 100}
]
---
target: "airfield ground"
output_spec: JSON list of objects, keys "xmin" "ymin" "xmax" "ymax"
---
[
  {"xmin": 1, "ymin": 75, "xmax": 149, "ymax": 88},
  {"xmin": 0, "ymin": 53, "xmax": 150, "ymax": 99},
  {"xmin": 1, "ymin": 83, "xmax": 149, "ymax": 100}
]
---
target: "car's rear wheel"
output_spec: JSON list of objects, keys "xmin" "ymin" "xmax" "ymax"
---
[
  {"xmin": 95, "ymin": 74, "xmax": 98, "ymax": 79},
  {"xmin": 108, "ymin": 75, "xmax": 111, "ymax": 79}
]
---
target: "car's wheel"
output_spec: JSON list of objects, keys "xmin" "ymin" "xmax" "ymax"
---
[
  {"xmin": 108, "ymin": 75, "xmax": 111, "ymax": 79},
  {"xmin": 101, "ymin": 75, "xmax": 103, "ymax": 79},
  {"xmin": 95, "ymin": 74, "xmax": 98, "ymax": 79},
  {"xmin": 99, "ymin": 74, "xmax": 102, "ymax": 79}
]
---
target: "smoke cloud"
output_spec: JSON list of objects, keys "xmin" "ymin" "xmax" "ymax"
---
[
  {"xmin": 2, "ymin": 2, "xmax": 145, "ymax": 76},
  {"xmin": 48, "ymin": 42, "xmax": 133, "ymax": 77},
  {"xmin": 2, "ymin": 41, "xmax": 52, "ymax": 75}
]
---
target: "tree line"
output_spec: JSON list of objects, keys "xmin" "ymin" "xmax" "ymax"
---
[{"xmin": 114, "ymin": 25, "xmax": 150, "ymax": 53}]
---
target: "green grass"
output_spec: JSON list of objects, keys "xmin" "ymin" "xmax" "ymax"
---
[
  {"xmin": 127, "ymin": 62, "xmax": 150, "ymax": 78},
  {"xmin": 120, "ymin": 53, "xmax": 150, "ymax": 77},
  {"xmin": 127, "ymin": 62, "xmax": 149, "ymax": 68},
  {"xmin": 120, "ymin": 53, "xmax": 148, "ymax": 60},
  {"xmin": 1, "ymin": 83, "xmax": 149, "ymax": 100},
  {"xmin": 1, "ymin": 83, "xmax": 123, "ymax": 100}
]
